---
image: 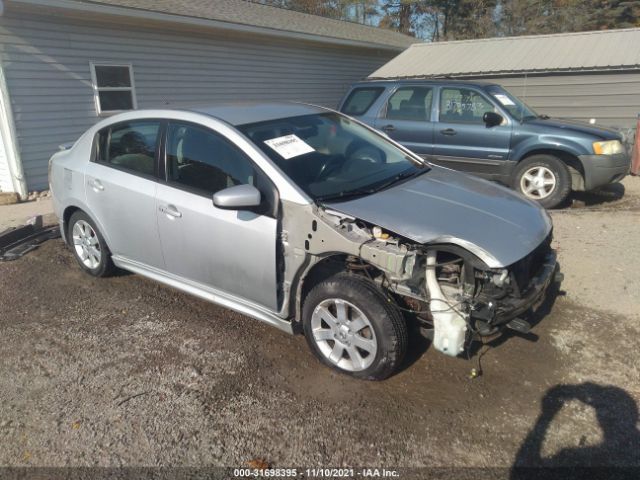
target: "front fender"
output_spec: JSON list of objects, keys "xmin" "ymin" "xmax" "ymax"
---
[{"xmin": 512, "ymin": 135, "xmax": 591, "ymax": 162}]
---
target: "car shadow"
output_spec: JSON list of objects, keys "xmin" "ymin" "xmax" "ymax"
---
[
  {"xmin": 568, "ymin": 182, "xmax": 626, "ymax": 208},
  {"xmin": 510, "ymin": 383, "xmax": 640, "ymax": 479},
  {"xmin": 397, "ymin": 308, "xmax": 431, "ymax": 374}
]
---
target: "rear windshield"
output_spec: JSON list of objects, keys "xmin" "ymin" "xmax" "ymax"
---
[{"xmin": 340, "ymin": 87, "xmax": 384, "ymax": 116}]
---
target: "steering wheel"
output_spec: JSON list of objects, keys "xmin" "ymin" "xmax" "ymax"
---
[
  {"xmin": 315, "ymin": 156, "xmax": 344, "ymax": 181},
  {"xmin": 348, "ymin": 145, "xmax": 386, "ymax": 164},
  {"xmin": 337, "ymin": 143, "xmax": 386, "ymax": 177}
]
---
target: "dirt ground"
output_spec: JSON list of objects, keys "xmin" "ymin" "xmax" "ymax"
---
[{"xmin": 0, "ymin": 178, "xmax": 639, "ymax": 475}]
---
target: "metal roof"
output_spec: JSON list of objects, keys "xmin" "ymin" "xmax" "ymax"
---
[
  {"xmin": 66, "ymin": 0, "xmax": 416, "ymax": 50},
  {"xmin": 369, "ymin": 28, "xmax": 640, "ymax": 78}
]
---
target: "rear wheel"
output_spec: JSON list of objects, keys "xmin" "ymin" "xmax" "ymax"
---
[
  {"xmin": 513, "ymin": 154, "xmax": 571, "ymax": 208},
  {"xmin": 68, "ymin": 211, "xmax": 115, "ymax": 277},
  {"xmin": 302, "ymin": 273, "xmax": 407, "ymax": 380}
]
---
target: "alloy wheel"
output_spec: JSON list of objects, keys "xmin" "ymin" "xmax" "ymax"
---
[
  {"xmin": 310, "ymin": 298, "xmax": 378, "ymax": 372},
  {"xmin": 520, "ymin": 166, "xmax": 557, "ymax": 200},
  {"xmin": 72, "ymin": 220, "xmax": 101, "ymax": 269}
]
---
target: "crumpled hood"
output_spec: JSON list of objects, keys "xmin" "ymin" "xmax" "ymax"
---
[
  {"xmin": 525, "ymin": 118, "xmax": 621, "ymax": 140},
  {"xmin": 326, "ymin": 166, "xmax": 552, "ymax": 268}
]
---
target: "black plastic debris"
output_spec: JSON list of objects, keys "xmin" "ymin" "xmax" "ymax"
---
[{"xmin": 0, "ymin": 215, "xmax": 60, "ymax": 261}]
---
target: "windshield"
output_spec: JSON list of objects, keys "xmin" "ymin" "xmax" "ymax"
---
[
  {"xmin": 238, "ymin": 112, "xmax": 427, "ymax": 201},
  {"xmin": 485, "ymin": 85, "xmax": 538, "ymax": 122}
]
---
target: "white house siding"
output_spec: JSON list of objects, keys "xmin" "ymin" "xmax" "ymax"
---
[{"xmin": 0, "ymin": 9, "xmax": 397, "ymax": 191}]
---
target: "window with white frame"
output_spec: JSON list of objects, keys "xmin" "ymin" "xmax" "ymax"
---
[{"xmin": 90, "ymin": 63, "xmax": 137, "ymax": 115}]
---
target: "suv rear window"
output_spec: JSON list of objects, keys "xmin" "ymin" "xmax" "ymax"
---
[
  {"xmin": 386, "ymin": 87, "xmax": 433, "ymax": 121},
  {"xmin": 341, "ymin": 87, "xmax": 384, "ymax": 116}
]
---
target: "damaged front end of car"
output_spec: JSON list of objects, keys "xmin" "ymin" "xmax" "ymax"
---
[{"xmin": 283, "ymin": 202, "xmax": 560, "ymax": 358}]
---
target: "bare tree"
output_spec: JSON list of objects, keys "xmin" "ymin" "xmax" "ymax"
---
[{"xmin": 253, "ymin": 0, "xmax": 640, "ymax": 40}]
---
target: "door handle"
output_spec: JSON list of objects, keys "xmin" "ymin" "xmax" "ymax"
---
[
  {"xmin": 89, "ymin": 179, "xmax": 104, "ymax": 192},
  {"xmin": 159, "ymin": 204, "xmax": 182, "ymax": 219},
  {"xmin": 381, "ymin": 124, "xmax": 396, "ymax": 132},
  {"xmin": 440, "ymin": 128, "xmax": 457, "ymax": 136}
]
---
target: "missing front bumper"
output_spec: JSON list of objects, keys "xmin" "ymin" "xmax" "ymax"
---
[{"xmin": 474, "ymin": 250, "xmax": 559, "ymax": 336}]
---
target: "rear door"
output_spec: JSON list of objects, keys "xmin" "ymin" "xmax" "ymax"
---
[
  {"xmin": 84, "ymin": 119, "xmax": 165, "ymax": 269},
  {"xmin": 155, "ymin": 121, "xmax": 279, "ymax": 311},
  {"xmin": 433, "ymin": 86, "xmax": 512, "ymax": 176},
  {"xmin": 373, "ymin": 85, "xmax": 435, "ymax": 158}
]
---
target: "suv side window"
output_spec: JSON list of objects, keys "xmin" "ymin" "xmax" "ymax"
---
[
  {"xmin": 341, "ymin": 87, "xmax": 384, "ymax": 116},
  {"xmin": 386, "ymin": 87, "xmax": 433, "ymax": 121},
  {"xmin": 96, "ymin": 120, "xmax": 160, "ymax": 176},
  {"xmin": 166, "ymin": 122, "xmax": 256, "ymax": 196},
  {"xmin": 439, "ymin": 88, "xmax": 496, "ymax": 124}
]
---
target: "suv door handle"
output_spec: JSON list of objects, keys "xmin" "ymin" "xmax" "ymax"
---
[
  {"xmin": 89, "ymin": 179, "xmax": 104, "ymax": 192},
  {"xmin": 381, "ymin": 124, "xmax": 396, "ymax": 132},
  {"xmin": 159, "ymin": 204, "xmax": 182, "ymax": 219},
  {"xmin": 440, "ymin": 128, "xmax": 457, "ymax": 136}
]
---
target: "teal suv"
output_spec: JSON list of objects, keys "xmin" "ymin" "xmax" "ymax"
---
[{"xmin": 339, "ymin": 80, "xmax": 630, "ymax": 208}]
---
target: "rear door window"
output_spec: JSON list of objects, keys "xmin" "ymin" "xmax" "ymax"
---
[
  {"xmin": 439, "ymin": 88, "xmax": 496, "ymax": 124},
  {"xmin": 97, "ymin": 120, "xmax": 161, "ymax": 176},
  {"xmin": 341, "ymin": 87, "xmax": 384, "ymax": 116},
  {"xmin": 385, "ymin": 87, "xmax": 433, "ymax": 121}
]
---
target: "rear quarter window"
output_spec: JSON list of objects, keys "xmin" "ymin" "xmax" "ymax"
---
[{"xmin": 341, "ymin": 87, "xmax": 384, "ymax": 116}]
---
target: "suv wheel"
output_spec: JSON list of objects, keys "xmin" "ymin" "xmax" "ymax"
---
[
  {"xmin": 68, "ymin": 211, "xmax": 115, "ymax": 277},
  {"xmin": 302, "ymin": 273, "xmax": 407, "ymax": 380},
  {"xmin": 513, "ymin": 155, "xmax": 571, "ymax": 208}
]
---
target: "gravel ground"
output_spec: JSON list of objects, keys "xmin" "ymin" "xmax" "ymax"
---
[{"xmin": 0, "ymin": 178, "xmax": 639, "ymax": 473}]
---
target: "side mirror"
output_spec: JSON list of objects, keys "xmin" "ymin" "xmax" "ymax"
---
[
  {"xmin": 213, "ymin": 184, "xmax": 261, "ymax": 210},
  {"xmin": 483, "ymin": 111, "xmax": 503, "ymax": 127}
]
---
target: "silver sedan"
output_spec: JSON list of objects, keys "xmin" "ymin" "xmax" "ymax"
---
[{"xmin": 49, "ymin": 103, "xmax": 559, "ymax": 380}]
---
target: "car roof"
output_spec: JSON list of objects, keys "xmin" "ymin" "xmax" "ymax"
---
[
  {"xmin": 351, "ymin": 78, "xmax": 499, "ymax": 88},
  {"xmin": 185, "ymin": 102, "xmax": 327, "ymax": 126}
]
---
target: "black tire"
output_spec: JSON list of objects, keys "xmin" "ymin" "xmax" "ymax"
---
[
  {"xmin": 302, "ymin": 273, "xmax": 407, "ymax": 380},
  {"xmin": 513, "ymin": 154, "xmax": 571, "ymax": 209},
  {"xmin": 67, "ymin": 210, "xmax": 115, "ymax": 277}
]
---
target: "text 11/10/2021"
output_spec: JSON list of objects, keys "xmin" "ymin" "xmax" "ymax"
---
[{"xmin": 233, "ymin": 467, "xmax": 400, "ymax": 478}]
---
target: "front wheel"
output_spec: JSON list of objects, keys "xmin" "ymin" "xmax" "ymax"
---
[
  {"xmin": 513, "ymin": 155, "xmax": 571, "ymax": 209},
  {"xmin": 302, "ymin": 274, "xmax": 407, "ymax": 380}
]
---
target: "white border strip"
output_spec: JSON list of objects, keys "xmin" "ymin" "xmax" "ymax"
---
[{"xmin": 0, "ymin": 63, "xmax": 28, "ymax": 199}]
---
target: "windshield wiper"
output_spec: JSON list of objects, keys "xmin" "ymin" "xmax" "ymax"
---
[
  {"xmin": 315, "ymin": 189, "xmax": 376, "ymax": 203},
  {"xmin": 371, "ymin": 167, "xmax": 427, "ymax": 192},
  {"xmin": 317, "ymin": 168, "xmax": 427, "ymax": 203}
]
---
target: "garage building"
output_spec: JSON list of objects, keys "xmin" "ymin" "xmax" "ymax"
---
[
  {"xmin": 0, "ymin": 0, "xmax": 413, "ymax": 197},
  {"xmin": 370, "ymin": 28, "xmax": 640, "ymax": 133}
]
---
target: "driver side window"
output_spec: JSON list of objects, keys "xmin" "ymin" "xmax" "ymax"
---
[
  {"xmin": 165, "ymin": 122, "xmax": 255, "ymax": 196},
  {"xmin": 439, "ymin": 88, "xmax": 496, "ymax": 124}
]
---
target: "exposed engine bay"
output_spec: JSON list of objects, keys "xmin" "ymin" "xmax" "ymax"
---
[{"xmin": 284, "ymin": 203, "xmax": 558, "ymax": 358}]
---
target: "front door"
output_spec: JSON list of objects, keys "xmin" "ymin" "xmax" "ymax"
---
[
  {"xmin": 373, "ymin": 85, "xmax": 434, "ymax": 159},
  {"xmin": 433, "ymin": 86, "xmax": 512, "ymax": 176},
  {"xmin": 85, "ymin": 119, "xmax": 165, "ymax": 269},
  {"xmin": 155, "ymin": 121, "xmax": 279, "ymax": 311}
]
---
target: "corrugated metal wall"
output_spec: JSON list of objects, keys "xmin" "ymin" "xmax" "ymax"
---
[
  {"xmin": 476, "ymin": 72, "xmax": 640, "ymax": 130},
  {"xmin": 0, "ymin": 9, "xmax": 395, "ymax": 191}
]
